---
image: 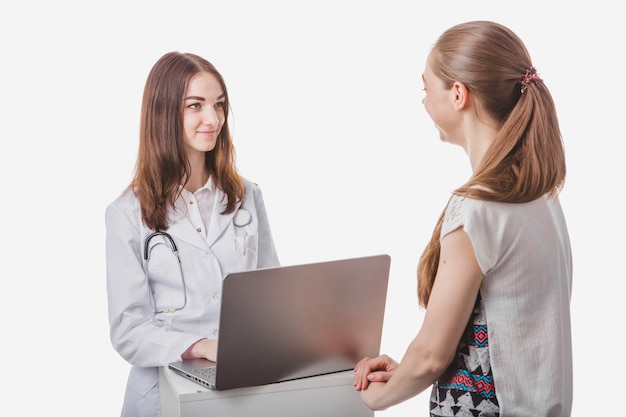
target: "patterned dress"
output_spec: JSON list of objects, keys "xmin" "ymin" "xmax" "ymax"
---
[{"xmin": 429, "ymin": 294, "xmax": 499, "ymax": 417}]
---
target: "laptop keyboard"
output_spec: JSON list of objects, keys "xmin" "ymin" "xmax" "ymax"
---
[{"xmin": 195, "ymin": 365, "xmax": 216, "ymax": 383}]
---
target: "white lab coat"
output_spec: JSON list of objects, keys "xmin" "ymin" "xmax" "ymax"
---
[{"xmin": 105, "ymin": 178, "xmax": 280, "ymax": 417}]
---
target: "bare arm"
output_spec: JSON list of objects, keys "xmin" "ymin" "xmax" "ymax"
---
[{"xmin": 354, "ymin": 227, "xmax": 483, "ymax": 410}]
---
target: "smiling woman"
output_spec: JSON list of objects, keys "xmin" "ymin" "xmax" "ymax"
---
[{"xmin": 104, "ymin": 51, "xmax": 281, "ymax": 417}]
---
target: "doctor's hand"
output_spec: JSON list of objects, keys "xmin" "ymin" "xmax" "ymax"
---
[
  {"xmin": 181, "ymin": 338, "xmax": 218, "ymax": 362},
  {"xmin": 353, "ymin": 354, "xmax": 398, "ymax": 391}
]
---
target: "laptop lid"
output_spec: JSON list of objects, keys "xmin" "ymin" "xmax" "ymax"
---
[{"xmin": 169, "ymin": 254, "xmax": 390, "ymax": 390}]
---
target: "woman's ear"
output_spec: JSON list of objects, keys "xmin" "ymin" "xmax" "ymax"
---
[{"xmin": 452, "ymin": 81, "xmax": 469, "ymax": 111}]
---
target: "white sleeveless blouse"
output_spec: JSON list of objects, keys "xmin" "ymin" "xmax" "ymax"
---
[{"xmin": 440, "ymin": 193, "xmax": 573, "ymax": 417}]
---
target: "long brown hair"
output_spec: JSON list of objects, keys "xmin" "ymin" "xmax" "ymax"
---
[
  {"xmin": 417, "ymin": 21, "xmax": 566, "ymax": 307},
  {"xmin": 128, "ymin": 52, "xmax": 244, "ymax": 231}
]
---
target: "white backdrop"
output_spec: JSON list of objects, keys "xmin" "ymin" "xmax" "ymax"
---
[{"xmin": 1, "ymin": 1, "xmax": 622, "ymax": 416}]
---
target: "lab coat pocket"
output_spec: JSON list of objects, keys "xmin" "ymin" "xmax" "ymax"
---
[{"xmin": 234, "ymin": 233, "xmax": 258, "ymax": 270}]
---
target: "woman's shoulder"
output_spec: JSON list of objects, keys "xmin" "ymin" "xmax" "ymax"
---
[
  {"xmin": 444, "ymin": 193, "xmax": 561, "ymax": 239},
  {"xmin": 441, "ymin": 193, "xmax": 498, "ymax": 238},
  {"xmin": 106, "ymin": 189, "xmax": 140, "ymax": 217},
  {"xmin": 441, "ymin": 194, "xmax": 466, "ymax": 238},
  {"xmin": 241, "ymin": 177, "xmax": 265, "ymax": 198},
  {"xmin": 447, "ymin": 193, "xmax": 516, "ymax": 217},
  {"xmin": 241, "ymin": 176, "xmax": 258, "ymax": 189}
]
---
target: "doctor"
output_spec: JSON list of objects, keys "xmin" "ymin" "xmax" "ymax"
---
[{"xmin": 105, "ymin": 51, "xmax": 280, "ymax": 417}]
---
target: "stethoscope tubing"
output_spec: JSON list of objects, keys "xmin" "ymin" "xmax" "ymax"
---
[{"xmin": 143, "ymin": 231, "xmax": 188, "ymax": 314}]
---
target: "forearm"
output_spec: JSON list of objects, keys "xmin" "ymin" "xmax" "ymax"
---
[
  {"xmin": 360, "ymin": 355, "xmax": 443, "ymax": 410},
  {"xmin": 360, "ymin": 334, "xmax": 452, "ymax": 410}
]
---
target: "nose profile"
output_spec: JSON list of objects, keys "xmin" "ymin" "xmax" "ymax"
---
[{"xmin": 203, "ymin": 108, "xmax": 220, "ymax": 127}]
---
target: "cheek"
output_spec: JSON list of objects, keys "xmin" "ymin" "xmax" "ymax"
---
[
  {"xmin": 183, "ymin": 116, "xmax": 198, "ymax": 135},
  {"xmin": 424, "ymin": 96, "xmax": 447, "ymax": 121},
  {"xmin": 423, "ymin": 99, "xmax": 436, "ymax": 120}
]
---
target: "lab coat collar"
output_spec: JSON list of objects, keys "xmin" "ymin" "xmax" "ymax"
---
[
  {"xmin": 164, "ymin": 184, "xmax": 239, "ymax": 250},
  {"xmin": 205, "ymin": 190, "xmax": 239, "ymax": 247},
  {"xmin": 164, "ymin": 198, "xmax": 209, "ymax": 252}
]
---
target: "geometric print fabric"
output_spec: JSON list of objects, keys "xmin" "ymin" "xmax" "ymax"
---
[{"xmin": 429, "ymin": 294, "xmax": 500, "ymax": 417}]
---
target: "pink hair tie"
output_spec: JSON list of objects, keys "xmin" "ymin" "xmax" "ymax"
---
[{"xmin": 519, "ymin": 67, "xmax": 542, "ymax": 93}]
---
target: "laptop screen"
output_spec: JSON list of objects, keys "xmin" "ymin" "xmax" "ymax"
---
[{"xmin": 209, "ymin": 254, "xmax": 391, "ymax": 390}]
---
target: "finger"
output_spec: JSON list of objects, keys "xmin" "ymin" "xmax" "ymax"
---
[
  {"xmin": 353, "ymin": 367, "xmax": 367, "ymax": 390},
  {"xmin": 353, "ymin": 360, "xmax": 373, "ymax": 391},
  {"xmin": 354, "ymin": 375, "xmax": 370, "ymax": 391},
  {"xmin": 368, "ymin": 370, "xmax": 392, "ymax": 383}
]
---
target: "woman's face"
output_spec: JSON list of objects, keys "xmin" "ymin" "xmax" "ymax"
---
[
  {"xmin": 182, "ymin": 71, "xmax": 226, "ymax": 158},
  {"xmin": 421, "ymin": 54, "xmax": 458, "ymax": 144}
]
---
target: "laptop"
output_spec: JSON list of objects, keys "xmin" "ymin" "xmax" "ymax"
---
[{"xmin": 168, "ymin": 254, "xmax": 390, "ymax": 391}]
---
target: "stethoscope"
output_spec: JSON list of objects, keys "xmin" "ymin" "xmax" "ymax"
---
[
  {"xmin": 143, "ymin": 231, "xmax": 188, "ymax": 314},
  {"xmin": 142, "ymin": 208, "xmax": 252, "ymax": 314}
]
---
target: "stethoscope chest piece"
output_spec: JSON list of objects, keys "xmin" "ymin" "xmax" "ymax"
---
[{"xmin": 233, "ymin": 208, "xmax": 252, "ymax": 227}]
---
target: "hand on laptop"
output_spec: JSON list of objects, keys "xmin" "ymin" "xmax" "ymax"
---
[
  {"xmin": 353, "ymin": 354, "xmax": 397, "ymax": 391},
  {"xmin": 181, "ymin": 338, "xmax": 218, "ymax": 362}
]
